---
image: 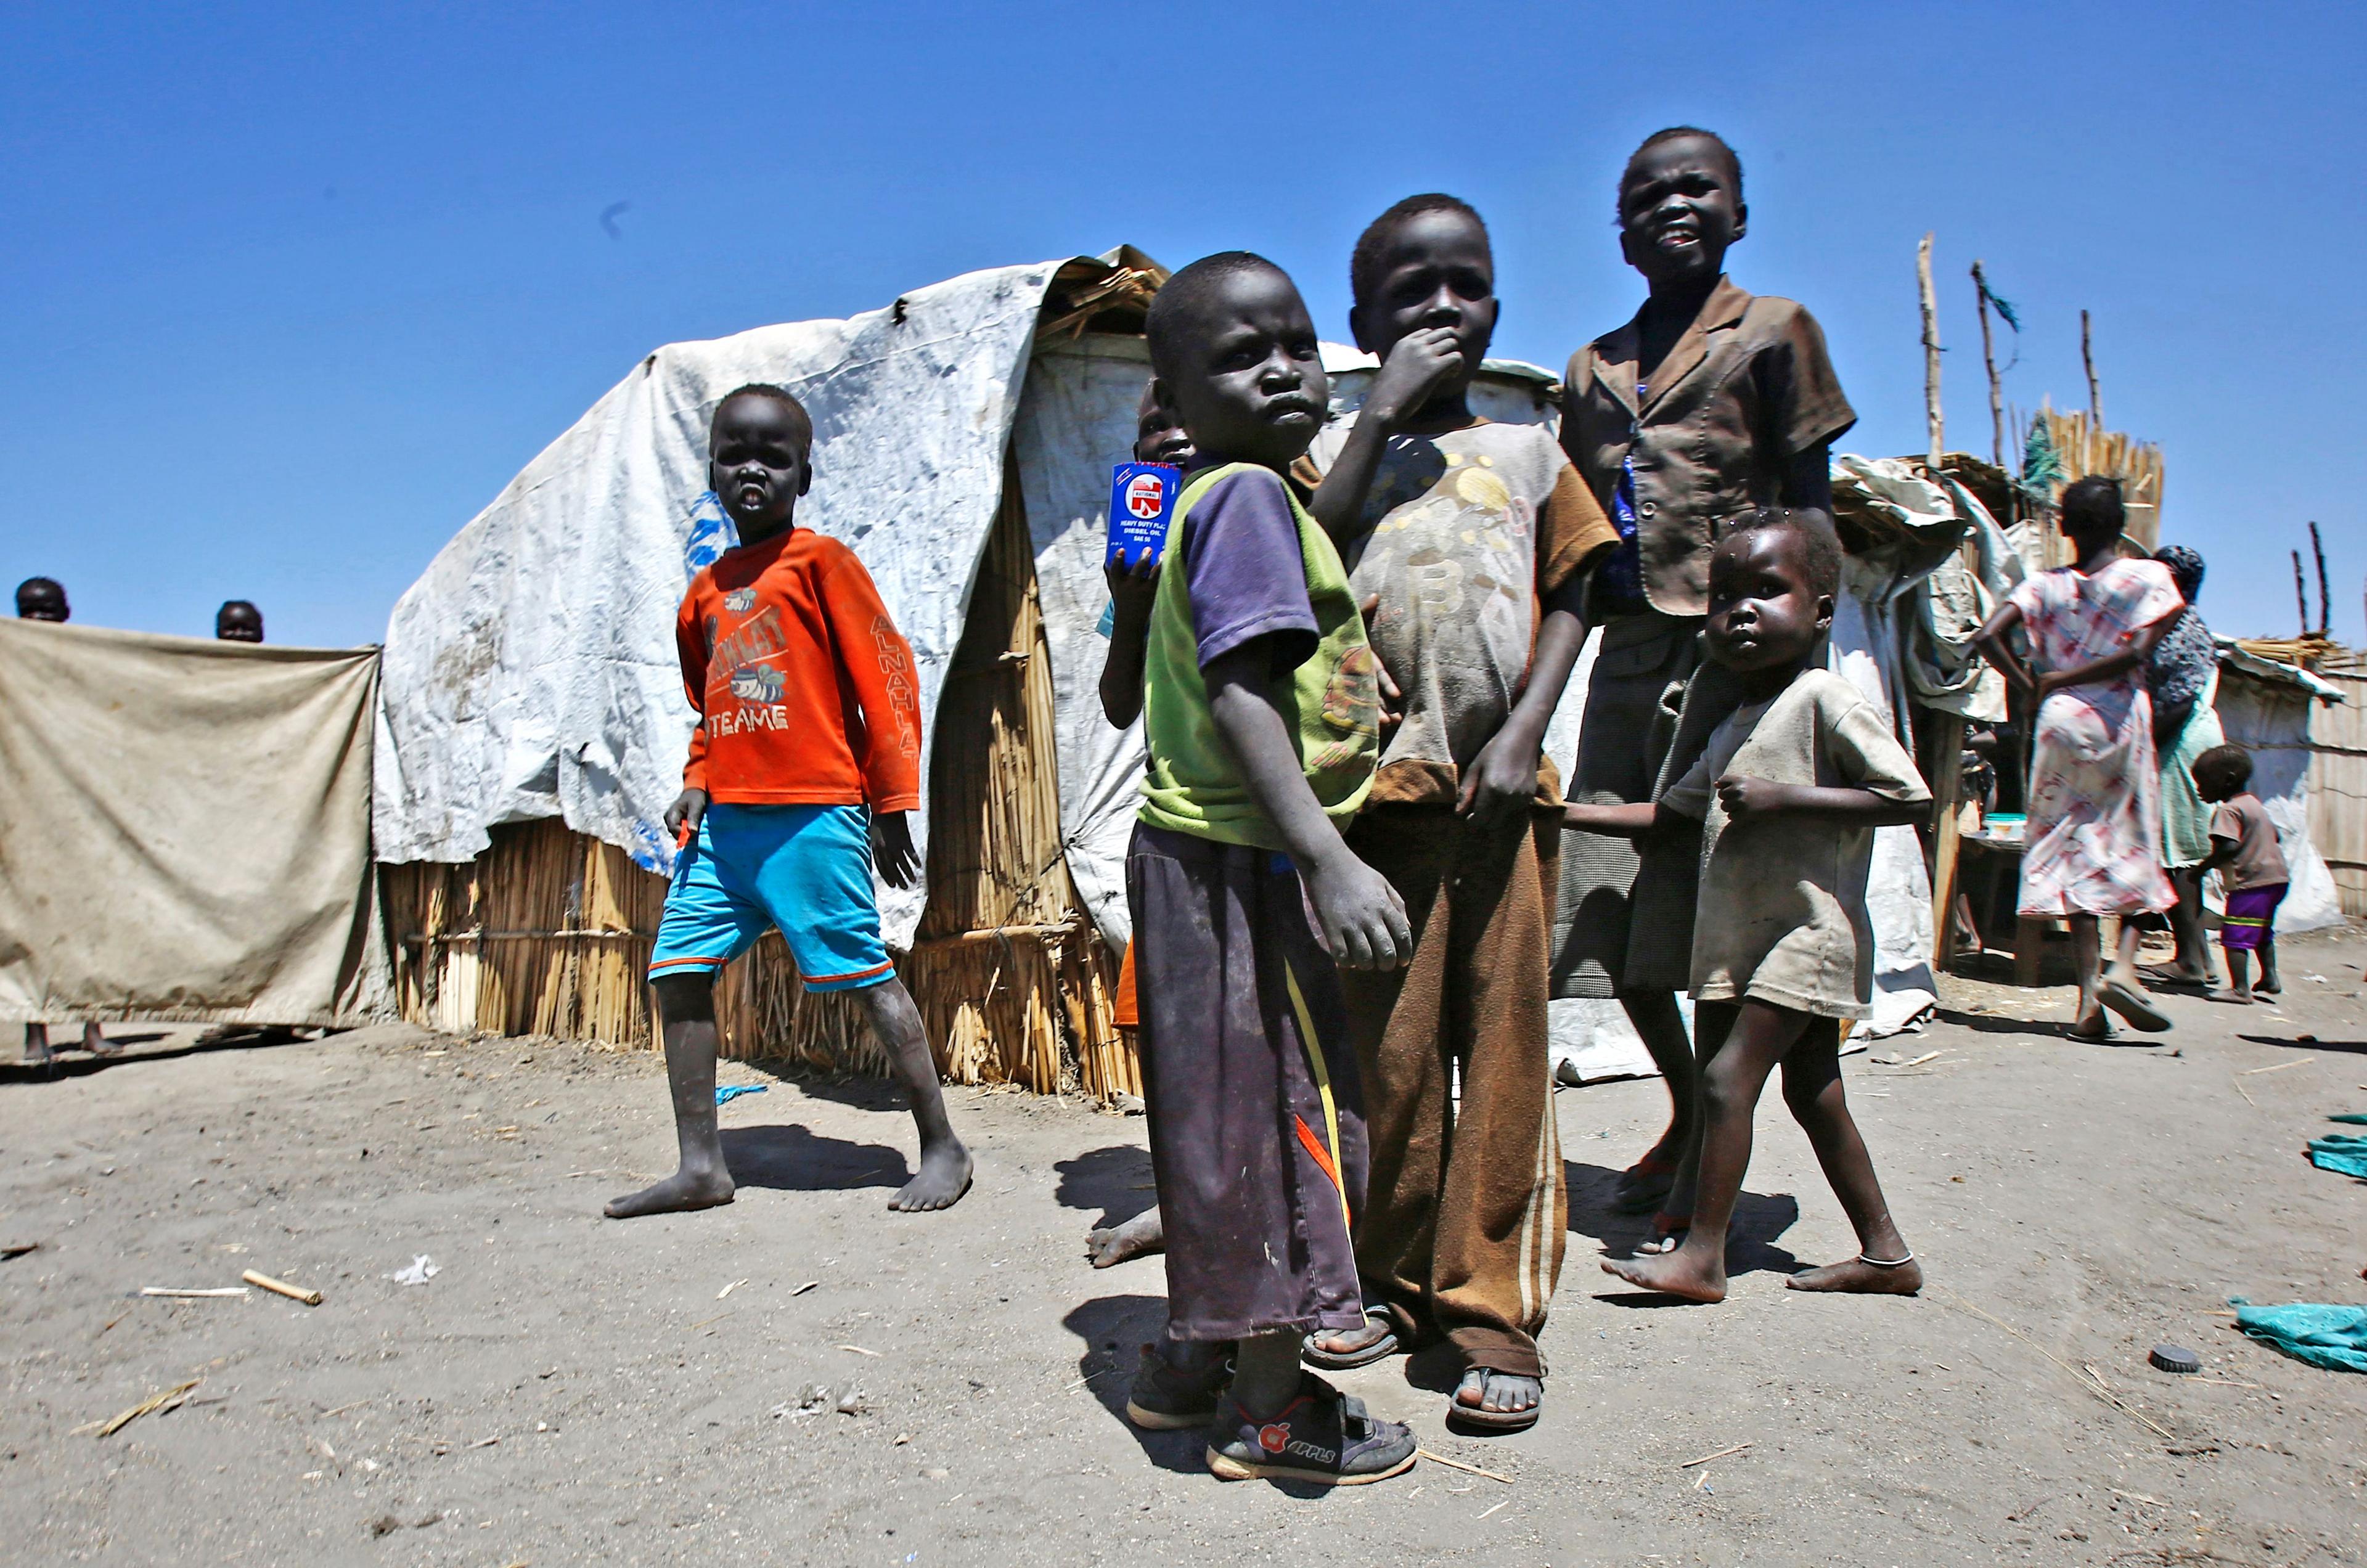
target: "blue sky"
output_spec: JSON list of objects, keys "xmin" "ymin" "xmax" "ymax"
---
[{"xmin": 4, "ymin": 1, "xmax": 2360, "ymax": 648}]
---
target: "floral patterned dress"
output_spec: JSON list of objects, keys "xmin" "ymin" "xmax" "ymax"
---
[{"xmin": 2008, "ymin": 558, "xmax": 2183, "ymax": 916}]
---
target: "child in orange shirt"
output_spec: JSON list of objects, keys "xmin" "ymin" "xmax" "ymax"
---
[{"xmin": 605, "ymin": 385, "xmax": 971, "ymax": 1219}]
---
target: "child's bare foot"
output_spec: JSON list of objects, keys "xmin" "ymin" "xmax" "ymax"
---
[
  {"xmin": 1601, "ymin": 1249, "xmax": 1726, "ymax": 1302},
  {"xmin": 1611, "ymin": 1140, "xmax": 1682, "ymax": 1212},
  {"xmin": 1786, "ymin": 1254, "xmax": 1923, "ymax": 1294},
  {"xmin": 1085, "ymin": 1206, "xmax": 1164, "ymax": 1267},
  {"xmin": 2206, "ymin": 988, "xmax": 2254, "ymax": 1006},
  {"xmin": 604, "ymin": 1167, "xmax": 734, "ymax": 1220},
  {"xmin": 889, "ymin": 1135, "xmax": 973, "ymax": 1211},
  {"xmin": 1637, "ymin": 1211, "xmax": 1691, "ymax": 1255}
]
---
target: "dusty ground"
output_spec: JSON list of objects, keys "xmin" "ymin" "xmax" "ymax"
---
[{"xmin": 4, "ymin": 932, "xmax": 2364, "ymax": 1568}]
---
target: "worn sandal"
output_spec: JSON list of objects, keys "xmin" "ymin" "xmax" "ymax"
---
[
  {"xmin": 1204, "ymin": 1375, "xmax": 1418, "ymax": 1485},
  {"xmin": 2098, "ymin": 979, "xmax": 2172, "ymax": 1034},
  {"xmin": 1301, "ymin": 1305, "xmax": 1399, "ymax": 1370},
  {"xmin": 1447, "ymin": 1366, "xmax": 1542, "ymax": 1433}
]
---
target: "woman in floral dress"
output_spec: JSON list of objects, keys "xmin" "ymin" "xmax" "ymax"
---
[{"xmin": 1975, "ymin": 478, "xmax": 2183, "ymax": 1039}]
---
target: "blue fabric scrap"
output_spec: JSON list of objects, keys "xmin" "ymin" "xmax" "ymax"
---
[
  {"xmin": 2229, "ymin": 1298, "xmax": 2367, "ymax": 1374},
  {"xmin": 715, "ymin": 1084, "xmax": 768, "ymax": 1106}
]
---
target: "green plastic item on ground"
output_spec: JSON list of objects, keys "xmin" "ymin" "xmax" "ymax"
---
[{"xmin": 2230, "ymin": 1299, "xmax": 2367, "ymax": 1374}]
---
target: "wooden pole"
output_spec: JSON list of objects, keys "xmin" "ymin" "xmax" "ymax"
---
[
  {"xmin": 2081, "ymin": 309, "xmax": 2101, "ymax": 428},
  {"xmin": 1928, "ymin": 713, "xmax": 1967, "ymax": 973},
  {"xmin": 1918, "ymin": 233, "xmax": 1943, "ymax": 467},
  {"xmin": 2309, "ymin": 521, "xmax": 2331, "ymax": 635},
  {"xmin": 1971, "ymin": 261, "xmax": 2003, "ymax": 469},
  {"xmin": 2295, "ymin": 551, "xmax": 2311, "ymax": 635}
]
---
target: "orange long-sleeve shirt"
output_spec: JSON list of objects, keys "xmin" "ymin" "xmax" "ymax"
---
[{"xmin": 676, "ymin": 527, "xmax": 923, "ymax": 811}]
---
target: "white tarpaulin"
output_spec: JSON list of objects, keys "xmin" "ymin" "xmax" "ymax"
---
[
  {"xmin": 375, "ymin": 260, "xmax": 1071, "ymax": 946},
  {"xmin": 2212, "ymin": 643, "xmax": 2346, "ymax": 933},
  {"xmin": 376, "ymin": 258, "xmax": 1945, "ymax": 1052}
]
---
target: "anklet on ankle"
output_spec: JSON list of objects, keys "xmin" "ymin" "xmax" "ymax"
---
[{"xmin": 1857, "ymin": 1252, "xmax": 1915, "ymax": 1267}]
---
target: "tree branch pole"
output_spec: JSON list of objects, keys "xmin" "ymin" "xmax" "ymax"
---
[
  {"xmin": 2294, "ymin": 551, "xmax": 2310, "ymax": 635},
  {"xmin": 1918, "ymin": 233, "xmax": 1943, "ymax": 467},
  {"xmin": 2308, "ymin": 521, "xmax": 2331, "ymax": 635},
  {"xmin": 1971, "ymin": 261, "xmax": 2003, "ymax": 469},
  {"xmin": 2081, "ymin": 309, "xmax": 2101, "ymax": 428}
]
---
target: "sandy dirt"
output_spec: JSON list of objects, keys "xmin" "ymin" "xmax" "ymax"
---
[{"xmin": 4, "ymin": 931, "xmax": 2364, "ymax": 1567}]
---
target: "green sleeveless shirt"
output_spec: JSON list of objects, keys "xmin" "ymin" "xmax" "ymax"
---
[{"xmin": 1137, "ymin": 463, "xmax": 1379, "ymax": 850}]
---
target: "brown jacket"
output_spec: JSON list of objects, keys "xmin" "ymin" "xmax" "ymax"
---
[{"xmin": 1561, "ymin": 277, "xmax": 1855, "ymax": 618}]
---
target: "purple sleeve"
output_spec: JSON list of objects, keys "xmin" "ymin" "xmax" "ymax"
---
[{"xmin": 1180, "ymin": 468, "xmax": 1318, "ymax": 673}]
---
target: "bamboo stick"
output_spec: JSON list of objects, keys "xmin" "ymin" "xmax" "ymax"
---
[
  {"xmin": 1918, "ymin": 234, "xmax": 1943, "ymax": 467},
  {"xmin": 1971, "ymin": 261, "xmax": 2003, "ymax": 470},
  {"xmin": 2310, "ymin": 521, "xmax": 2331, "ymax": 635},
  {"xmin": 2081, "ymin": 310, "xmax": 2101, "ymax": 427}
]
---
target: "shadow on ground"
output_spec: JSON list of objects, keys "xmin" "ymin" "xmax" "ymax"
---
[
  {"xmin": 1063, "ymin": 1292, "xmax": 1204, "ymax": 1477},
  {"xmin": 1053, "ymin": 1144, "xmax": 1156, "ymax": 1225},
  {"xmin": 2241, "ymin": 1032, "xmax": 2367, "ymax": 1056},
  {"xmin": 1563, "ymin": 1159, "xmax": 1801, "ymax": 1300},
  {"xmin": 0, "ymin": 1027, "xmax": 309, "ymax": 1085},
  {"xmin": 717, "ymin": 1124, "xmax": 909, "ymax": 1193}
]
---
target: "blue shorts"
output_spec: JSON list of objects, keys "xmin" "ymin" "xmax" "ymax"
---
[{"xmin": 648, "ymin": 803, "xmax": 894, "ymax": 992}]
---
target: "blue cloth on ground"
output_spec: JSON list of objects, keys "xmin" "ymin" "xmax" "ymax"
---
[
  {"xmin": 716, "ymin": 1084, "xmax": 768, "ymax": 1106},
  {"xmin": 2306, "ymin": 1130, "xmax": 2367, "ymax": 1178},
  {"xmin": 2230, "ymin": 1299, "xmax": 2367, "ymax": 1374}
]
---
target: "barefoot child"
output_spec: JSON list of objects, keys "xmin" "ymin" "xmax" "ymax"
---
[
  {"xmin": 605, "ymin": 385, "xmax": 973, "ymax": 1220},
  {"xmin": 2191, "ymin": 745, "xmax": 2287, "ymax": 1004},
  {"xmin": 1569, "ymin": 508, "xmax": 1929, "ymax": 1304},
  {"xmin": 1125, "ymin": 251, "xmax": 1418, "ymax": 1484},
  {"xmin": 1556, "ymin": 127, "xmax": 1857, "ymax": 1240},
  {"xmin": 1293, "ymin": 194, "xmax": 1617, "ymax": 1431}
]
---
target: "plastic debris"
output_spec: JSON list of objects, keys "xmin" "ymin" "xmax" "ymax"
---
[
  {"xmin": 716, "ymin": 1084, "xmax": 767, "ymax": 1106},
  {"xmin": 388, "ymin": 1255, "xmax": 439, "ymax": 1286},
  {"xmin": 2308, "ymin": 1121, "xmax": 2367, "ymax": 1179},
  {"xmin": 773, "ymin": 1384, "xmax": 837, "ymax": 1421},
  {"xmin": 2230, "ymin": 1299, "xmax": 2367, "ymax": 1373}
]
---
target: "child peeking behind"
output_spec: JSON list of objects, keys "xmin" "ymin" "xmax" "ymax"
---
[{"xmin": 1566, "ymin": 508, "xmax": 1929, "ymax": 1304}]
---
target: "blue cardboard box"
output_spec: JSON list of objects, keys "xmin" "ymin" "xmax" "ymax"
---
[{"xmin": 1108, "ymin": 462, "xmax": 1181, "ymax": 568}]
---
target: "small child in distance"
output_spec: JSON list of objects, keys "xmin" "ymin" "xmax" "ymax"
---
[{"xmin": 2190, "ymin": 744, "xmax": 2287, "ymax": 1005}]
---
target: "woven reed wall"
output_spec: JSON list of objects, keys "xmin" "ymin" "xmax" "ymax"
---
[{"xmin": 383, "ymin": 446, "xmax": 1136, "ymax": 1098}]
